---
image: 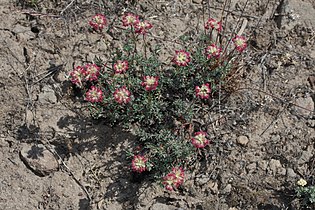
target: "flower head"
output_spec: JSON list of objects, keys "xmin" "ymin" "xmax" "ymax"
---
[
  {"xmin": 89, "ymin": 14, "xmax": 107, "ymax": 31},
  {"xmin": 205, "ymin": 44, "xmax": 222, "ymax": 59},
  {"xmin": 173, "ymin": 50, "xmax": 191, "ymax": 67},
  {"xmin": 114, "ymin": 60, "xmax": 129, "ymax": 74},
  {"xmin": 141, "ymin": 76, "xmax": 159, "ymax": 91},
  {"xmin": 113, "ymin": 86, "xmax": 131, "ymax": 104},
  {"xmin": 162, "ymin": 167, "xmax": 185, "ymax": 191},
  {"xmin": 297, "ymin": 178, "xmax": 307, "ymax": 187},
  {"xmin": 85, "ymin": 86, "xmax": 103, "ymax": 103},
  {"xmin": 134, "ymin": 20, "xmax": 153, "ymax": 34},
  {"xmin": 191, "ymin": 131, "xmax": 210, "ymax": 148},
  {"xmin": 122, "ymin": 13, "xmax": 139, "ymax": 27},
  {"xmin": 232, "ymin": 35, "xmax": 247, "ymax": 52},
  {"xmin": 85, "ymin": 64, "xmax": 100, "ymax": 81},
  {"xmin": 195, "ymin": 83, "xmax": 211, "ymax": 99},
  {"xmin": 205, "ymin": 18, "xmax": 222, "ymax": 32},
  {"xmin": 69, "ymin": 66, "xmax": 86, "ymax": 88},
  {"xmin": 131, "ymin": 155, "xmax": 148, "ymax": 173}
]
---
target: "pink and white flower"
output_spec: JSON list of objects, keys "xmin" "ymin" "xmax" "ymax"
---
[
  {"xmin": 85, "ymin": 64, "xmax": 100, "ymax": 81},
  {"xmin": 89, "ymin": 14, "xmax": 107, "ymax": 31},
  {"xmin": 205, "ymin": 18, "xmax": 222, "ymax": 32},
  {"xmin": 134, "ymin": 20, "xmax": 153, "ymax": 34},
  {"xmin": 141, "ymin": 76, "xmax": 159, "ymax": 91},
  {"xmin": 232, "ymin": 35, "xmax": 247, "ymax": 52},
  {"xmin": 195, "ymin": 83, "xmax": 211, "ymax": 99},
  {"xmin": 191, "ymin": 131, "xmax": 210, "ymax": 148},
  {"xmin": 114, "ymin": 60, "xmax": 129, "ymax": 74},
  {"xmin": 131, "ymin": 155, "xmax": 148, "ymax": 173},
  {"xmin": 162, "ymin": 167, "xmax": 185, "ymax": 191},
  {"xmin": 205, "ymin": 44, "xmax": 222, "ymax": 59},
  {"xmin": 172, "ymin": 50, "xmax": 191, "ymax": 67},
  {"xmin": 69, "ymin": 66, "xmax": 86, "ymax": 88},
  {"xmin": 122, "ymin": 13, "xmax": 139, "ymax": 27},
  {"xmin": 113, "ymin": 86, "xmax": 131, "ymax": 104},
  {"xmin": 85, "ymin": 86, "xmax": 103, "ymax": 103}
]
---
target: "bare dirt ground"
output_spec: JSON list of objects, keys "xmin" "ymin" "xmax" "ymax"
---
[{"xmin": 0, "ymin": 0, "xmax": 314, "ymax": 209}]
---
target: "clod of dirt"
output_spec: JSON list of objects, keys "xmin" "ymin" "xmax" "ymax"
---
[
  {"xmin": 20, "ymin": 143, "xmax": 59, "ymax": 176},
  {"xmin": 294, "ymin": 96, "xmax": 314, "ymax": 117},
  {"xmin": 38, "ymin": 85, "xmax": 57, "ymax": 104},
  {"xmin": 237, "ymin": 135, "xmax": 249, "ymax": 146},
  {"xmin": 150, "ymin": 203, "xmax": 177, "ymax": 210}
]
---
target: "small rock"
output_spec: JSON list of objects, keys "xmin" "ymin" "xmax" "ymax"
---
[
  {"xmin": 294, "ymin": 96, "xmax": 314, "ymax": 117},
  {"xmin": 192, "ymin": 0, "xmax": 203, "ymax": 4},
  {"xmin": 38, "ymin": 85, "xmax": 57, "ymax": 104},
  {"xmin": 150, "ymin": 203, "xmax": 177, "ymax": 210},
  {"xmin": 20, "ymin": 143, "xmax": 59, "ymax": 176},
  {"xmin": 269, "ymin": 159, "xmax": 286, "ymax": 175},
  {"xmin": 308, "ymin": 76, "xmax": 315, "ymax": 90},
  {"xmin": 195, "ymin": 174, "xmax": 210, "ymax": 185},
  {"xmin": 222, "ymin": 184, "xmax": 232, "ymax": 194},
  {"xmin": 237, "ymin": 135, "xmax": 249, "ymax": 146},
  {"xmin": 298, "ymin": 146, "xmax": 313, "ymax": 164},
  {"xmin": 206, "ymin": 181, "xmax": 219, "ymax": 194},
  {"xmin": 246, "ymin": 162, "xmax": 257, "ymax": 173},
  {"xmin": 286, "ymin": 168, "xmax": 297, "ymax": 178}
]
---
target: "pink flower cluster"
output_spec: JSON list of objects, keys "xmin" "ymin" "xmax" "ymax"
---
[
  {"xmin": 114, "ymin": 60, "xmax": 129, "ymax": 74},
  {"xmin": 191, "ymin": 131, "xmax": 210, "ymax": 148},
  {"xmin": 69, "ymin": 64, "xmax": 100, "ymax": 88},
  {"xmin": 205, "ymin": 44, "xmax": 221, "ymax": 59},
  {"xmin": 131, "ymin": 155, "xmax": 148, "ymax": 173},
  {"xmin": 85, "ymin": 86, "xmax": 103, "ymax": 103},
  {"xmin": 141, "ymin": 76, "xmax": 159, "ymax": 91},
  {"xmin": 195, "ymin": 83, "xmax": 211, "ymax": 99},
  {"xmin": 89, "ymin": 14, "xmax": 107, "ymax": 31},
  {"xmin": 162, "ymin": 167, "xmax": 185, "ymax": 191},
  {"xmin": 232, "ymin": 35, "xmax": 247, "ymax": 52},
  {"xmin": 113, "ymin": 86, "xmax": 131, "ymax": 104},
  {"xmin": 173, "ymin": 50, "xmax": 191, "ymax": 67},
  {"xmin": 205, "ymin": 18, "xmax": 222, "ymax": 32},
  {"xmin": 122, "ymin": 13, "xmax": 153, "ymax": 35}
]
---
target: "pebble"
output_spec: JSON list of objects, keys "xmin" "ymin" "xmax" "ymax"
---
[
  {"xmin": 20, "ymin": 143, "xmax": 59, "ymax": 176},
  {"xmin": 222, "ymin": 184, "xmax": 232, "ymax": 194},
  {"xmin": 237, "ymin": 135, "xmax": 249, "ymax": 146},
  {"xmin": 192, "ymin": 0, "xmax": 203, "ymax": 4},
  {"xmin": 286, "ymin": 168, "xmax": 297, "ymax": 178},
  {"xmin": 38, "ymin": 85, "xmax": 57, "ymax": 104},
  {"xmin": 269, "ymin": 159, "xmax": 286, "ymax": 175},
  {"xmin": 294, "ymin": 96, "xmax": 314, "ymax": 117}
]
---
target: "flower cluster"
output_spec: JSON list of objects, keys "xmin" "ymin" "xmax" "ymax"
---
[
  {"xmin": 233, "ymin": 35, "xmax": 247, "ymax": 52},
  {"xmin": 205, "ymin": 44, "xmax": 221, "ymax": 59},
  {"xmin": 191, "ymin": 131, "xmax": 210, "ymax": 148},
  {"xmin": 135, "ymin": 20, "xmax": 153, "ymax": 35},
  {"xmin": 141, "ymin": 76, "xmax": 159, "ymax": 91},
  {"xmin": 113, "ymin": 86, "xmax": 131, "ymax": 104},
  {"xmin": 122, "ymin": 13, "xmax": 139, "ymax": 27},
  {"xmin": 173, "ymin": 50, "xmax": 191, "ymax": 67},
  {"xmin": 162, "ymin": 167, "xmax": 185, "ymax": 191},
  {"xmin": 205, "ymin": 18, "xmax": 222, "ymax": 32},
  {"xmin": 131, "ymin": 155, "xmax": 148, "ymax": 173},
  {"xmin": 85, "ymin": 86, "xmax": 103, "ymax": 103},
  {"xmin": 89, "ymin": 14, "xmax": 107, "ymax": 31},
  {"xmin": 69, "ymin": 64, "xmax": 100, "ymax": 87},
  {"xmin": 114, "ymin": 60, "xmax": 129, "ymax": 74},
  {"xmin": 195, "ymin": 83, "xmax": 211, "ymax": 99}
]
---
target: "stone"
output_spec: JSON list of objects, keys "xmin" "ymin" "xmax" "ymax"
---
[
  {"xmin": 222, "ymin": 184, "xmax": 232, "ymax": 194},
  {"xmin": 298, "ymin": 146, "xmax": 313, "ymax": 164},
  {"xmin": 195, "ymin": 174, "xmax": 210, "ymax": 185},
  {"xmin": 286, "ymin": 168, "xmax": 297, "ymax": 178},
  {"xmin": 192, "ymin": 0, "xmax": 203, "ymax": 4},
  {"xmin": 150, "ymin": 203, "xmax": 177, "ymax": 210},
  {"xmin": 269, "ymin": 159, "xmax": 286, "ymax": 175},
  {"xmin": 38, "ymin": 85, "xmax": 57, "ymax": 104},
  {"xmin": 20, "ymin": 143, "xmax": 59, "ymax": 176},
  {"xmin": 294, "ymin": 96, "xmax": 314, "ymax": 117},
  {"xmin": 246, "ymin": 162, "xmax": 257, "ymax": 173},
  {"xmin": 237, "ymin": 135, "xmax": 249, "ymax": 146},
  {"xmin": 206, "ymin": 181, "xmax": 219, "ymax": 194}
]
